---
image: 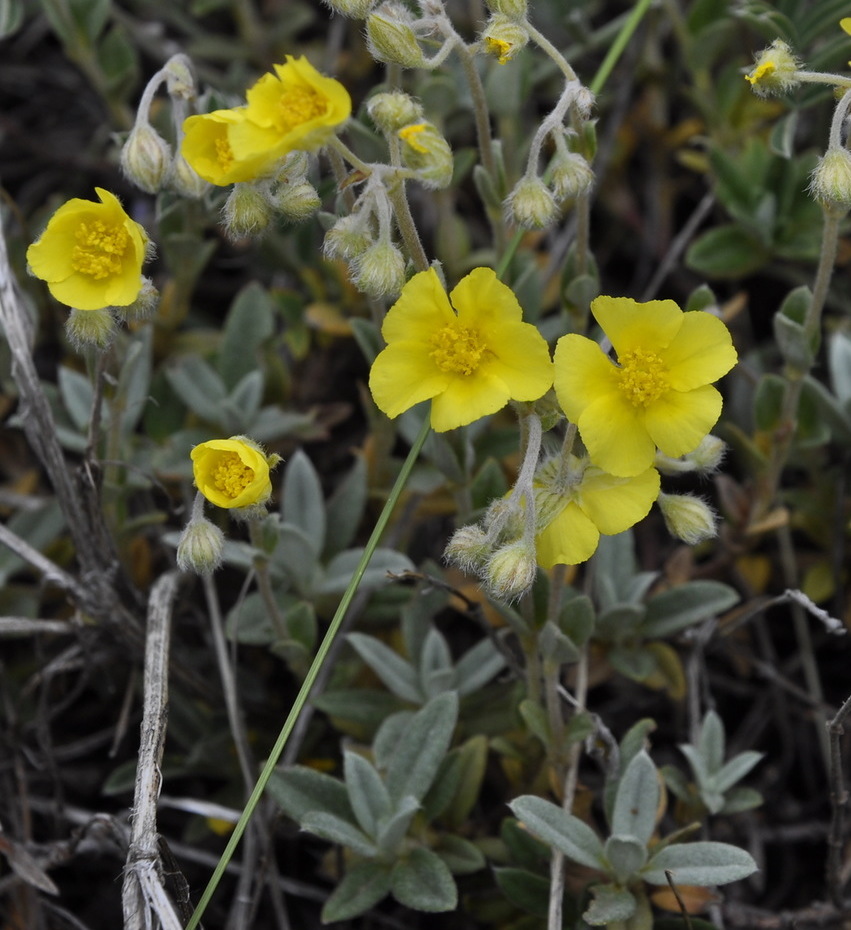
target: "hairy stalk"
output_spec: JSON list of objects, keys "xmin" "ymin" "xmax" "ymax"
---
[
  {"xmin": 525, "ymin": 23, "xmax": 578, "ymax": 81},
  {"xmin": 185, "ymin": 417, "xmax": 432, "ymax": 930},
  {"xmin": 385, "ymin": 178, "xmax": 430, "ymax": 273}
]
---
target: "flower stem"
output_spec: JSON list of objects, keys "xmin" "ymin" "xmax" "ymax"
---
[
  {"xmin": 385, "ymin": 178, "xmax": 431, "ymax": 273},
  {"xmin": 525, "ymin": 23, "xmax": 577, "ymax": 82},
  {"xmin": 184, "ymin": 416, "xmax": 432, "ymax": 930}
]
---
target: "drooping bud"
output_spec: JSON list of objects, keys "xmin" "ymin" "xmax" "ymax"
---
[
  {"xmin": 65, "ymin": 307, "xmax": 117, "ymax": 352},
  {"xmin": 398, "ymin": 123, "xmax": 454, "ymax": 189},
  {"xmin": 177, "ymin": 517, "xmax": 225, "ymax": 575},
  {"xmin": 444, "ymin": 524, "xmax": 492, "ymax": 575},
  {"xmin": 163, "ymin": 54, "xmax": 196, "ymax": 101},
  {"xmin": 744, "ymin": 39, "xmax": 800, "ymax": 97},
  {"xmin": 169, "ymin": 154, "xmax": 211, "ymax": 199},
  {"xmin": 481, "ymin": 14, "xmax": 529, "ymax": 65},
  {"xmin": 484, "ymin": 540, "xmax": 538, "ymax": 601},
  {"xmin": 368, "ymin": 91, "xmax": 424, "ymax": 134},
  {"xmin": 366, "ymin": 6, "xmax": 425, "ymax": 67},
  {"xmin": 322, "ymin": 0, "xmax": 376, "ymax": 16},
  {"xmin": 222, "ymin": 183, "xmax": 273, "ymax": 240},
  {"xmin": 550, "ymin": 152, "xmax": 594, "ymax": 202},
  {"xmin": 323, "ymin": 213, "xmax": 375, "ymax": 261},
  {"xmin": 120, "ymin": 123, "xmax": 172, "ymax": 194},
  {"xmin": 352, "ymin": 240, "xmax": 406, "ymax": 298},
  {"xmin": 657, "ymin": 492, "xmax": 718, "ymax": 545},
  {"xmin": 810, "ymin": 147, "xmax": 851, "ymax": 209},
  {"xmin": 273, "ymin": 181, "xmax": 322, "ymax": 221},
  {"xmin": 484, "ymin": 0, "xmax": 527, "ymax": 20},
  {"xmin": 505, "ymin": 175, "xmax": 559, "ymax": 229}
]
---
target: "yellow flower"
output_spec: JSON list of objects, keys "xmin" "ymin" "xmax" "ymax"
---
[
  {"xmin": 369, "ymin": 267, "xmax": 553, "ymax": 432},
  {"xmin": 26, "ymin": 188, "xmax": 148, "ymax": 311},
  {"xmin": 534, "ymin": 455, "xmax": 660, "ymax": 567},
  {"xmin": 554, "ymin": 296, "xmax": 737, "ymax": 477},
  {"xmin": 230, "ymin": 56, "xmax": 351, "ymax": 163},
  {"xmin": 191, "ymin": 437, "xmax": 279, "ymax": 509},
  {"xmin": 744, "ymin": 39, "xmax": 799, "ymax": 96},
  {"xmin": 181, "ymin": 108, "xmax": 279, "ymax": 186}
]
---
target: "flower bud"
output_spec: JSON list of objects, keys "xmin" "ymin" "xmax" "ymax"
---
[
  {"xmin": 273, "ymin": 181, "xmax": 321, "ymax": 221},
  {"xmin": 65, "ymin": 307, "xmax": 117, "ymax": 351},
  {"xmin": 398, "ymin": 123, "xmax": 454, "ymax": 189},
  {"xmin": 687, "ymin": 435, "xmax": 726, "ymax": 475},
  {"xmin": 550, "ymin": 152, "xmax": 594, "ymax": 202},
  {"xmin": 177, "ymin": 517, "xmax": 225, "ymax": 574},
  {"xmin": 485, "ymin": 0, "xmax": 527, "ymax": 19},
  {"xmin": 505, "ymin": 176, "xmax": 559, "ymax": 229},
  {"xmin": 120, "ymin": 123, "xmax": 172, "ymax": 194},
  {"xmin": 323, "ymin": 0, "xmax": 375, "ymax": 16},
  {"xmin": 444, "ymin": 524, "xmax": 492, "ymax": 575},
  {"xmin": 223, "ymin": 183, "xmax": 273, "ymax": 240},
  {"xmin": 164, "ymin": 54, "xmax": 196, "ymax": 101},
  {"xmin": 744, "ymin": 39, "xmax": 800, "ymax": 97},
  {"xmin": 115, "ymin": 276, "xmax": 160, "ymax": 323},
  {"xmin": 810, "ymin": 147, "xmax": 851, "ymax": 209},
  {"xmin": 366, "ymin": 6, "xmax": 425, "ymax": 67},
  {"xmin": 484, "ymin": 540, "xmax": 538, "ymax": 601},
  {"xmin": 658, "ymin": 492, "xmax": 718, "ymax": 546},
  {"xmin": 481, "ymin": 15, "xmax": 529, "ymax": 65},
  {"xmin": 368, "ymin": 91, "xmax": 424, "ymax": 134},
  {"xmin": 353, "ymin": 240, "xmax": 406, "ymax": 298},
  {"xmin": 483, "ymin": 497, "xmax": 525, "ymax": 544},
  {"xmin": 169, "ymin": 154, "xmax": 211, "ymax": 199},
  {"xmin": 323, "ymin": 213, "xmax": 375, "ymax": 261}
]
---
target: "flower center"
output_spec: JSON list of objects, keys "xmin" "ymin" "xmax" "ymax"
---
[
  {"xmin": 399, "ymin": 123, "xmax": 428, "ymax": 153},
  {"xmin": 278, "ymin": 86, "xmax": 326, "ymax": 132},
  {"xmin": 485, "ymin": 36, "xmax": 512, "ymax": 64},
  {"xmin": 215, "ymin": 137, "xmax": 234, "ymax": 170},
  {"xmin": 71, "ymin": 221, "xmax": 129, "ymax": 279},
  {"xmin": 746, "ymin": 60, "xmax": 775, "ymax": 85},
  {"xmin": 429, "ymin": 324, "xmax": 486, "ymax": 375},
  {"xmin": 616, "ymin": 348, "xmax": 669, "ymax": 407},
  {"xmin": 213, "ymin": 453, "xmax": 255, "ymax": 499}
]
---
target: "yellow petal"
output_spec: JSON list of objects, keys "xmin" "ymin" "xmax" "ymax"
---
[
  {"xmin": 553, "ymin": 333, "xmax": 619, "ymax": 423},
  {"xmin": 591, "ymin": 296, "xmax": 682, "ymax": 355},
  {"xmin": 578, "ymin": 393, "xmax": 656, "ymax": 477},
  {"xmin": 430, "ymin": 368, "xmax": 509, "ymax": 431},
  {"xmin": 664, "ymin": 311, "xmax": 737, "ymax": 391},
  {"xmin": 191, "ymin": 438, "xmax": 272, "ymax": 509},
  {"xmin": 577, "ymin": 466, "xmax": 660, "ymax": 535},
  {"xmin": 381, "ymin": 268, "xmax": 455, "ymax": 344},
  {"xmin": 842, "ymin": 17, "xmax": 851, "ymax": 35},
  {"xmin": 449, "ymin": 267, "xmax": 523, "ymax": 327},
  {"xmin": 536, "ymin": 502, "xmax": 600, "ymax": 568},
  {"xmin": 644, "ymin": 385, "xmax": 723, "ymax": 458},
  {"xmin": 369, "ymin": 341, "xmax": 449, "ymax": 419},
  {"xmin": 483, "ymin": 321, "xmax": 553, "ymax": 401}
]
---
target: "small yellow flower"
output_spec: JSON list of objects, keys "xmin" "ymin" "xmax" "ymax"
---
[
  {"xmin": 230, "ymin": 56, "xmax": 351, "ymax": 163},
  {"xmin": 534, "ymin": 455, "xmax": 660, "ymax": 567},
  {"xmin": 554, "ymin": 296, "xmax": 737, "ymax": 477},
  {"xmin": 369, "ymin": 267, "xmax": 553, "ymax": 432},
  {"xmin": 191, "ymin": 437, "xmax": 279, "ymax": 509},
  {"xmin": 26, "ymin": 188, "xmax": 148, "ymax": 311},
  {"xmin": 744, "ymin": 39, "xmax": 800, "ymax": 96},
  {"xmin": 181, "ymin": 108, "xmax": 278, "ymax": 186}
]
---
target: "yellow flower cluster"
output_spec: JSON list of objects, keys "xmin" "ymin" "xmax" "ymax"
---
[{"xmin": 182, "ymin": 56, "xmax": 351, "ymax": 186}]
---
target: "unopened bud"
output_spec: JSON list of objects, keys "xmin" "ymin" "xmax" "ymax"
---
[
  {"xmin": 223, "ymin": 183, "xmax": 272, "ymax": 240},
  {"xmin": 505, "ymin": 175, "xmax": 558, "ymax": 229},
  {"xmin": 273, "ymin": 181, "xmax": 321, "ymax": 221},
  {"xmin": 323, "ymin": 0, "xmax": 375, "ymax": 16},
  {"xmin": 177, "ymin": 517, "xmax": 225, "ymax": 574},
  {"xmin": 324, "ymin": 213, "xmax": 374, "ymax": 261},
  {"xmin": 368, "ymin": 91, "xmax": 424, "ymax": 133},
  {"xmin": 483, "ymin": 498, "xmax": 524, "ymax": 543},
  {"xmin": 65, "ymin": 307, "xmax": 116, "ymax": 352},
  {"xmin": 398, "ymin": 123, "xmax": 453, "ymax": 189},
  {"xmin": 484, "ymin": 540, "xmax": 538, "ymax": 601},
  {"xmin": 485, "ymin": 0, "xmax": 527, "ymax": 19},
  {"xmin": 444, "ymin": 524, "xmax": 492, "ymax": 575},
  {"xmin": 551, "ymin": 152, "xmax": 594, "ymax": 201},
  {"xmin": 164, "ymin": 54, "xmax": 196, "ymax": 100},
  {"xmin": 811, "ymin": 147, "xmax": 851, "ymax": 209},
  {"xmin": 121, "ymin": 123, "xmax": 172, "ymax": 194},
  {"xmin": 744, "ymin": 39, "xmax": 800, "ymax": 97},
  {"xmin": 169, "ymin": 154, "xmax": 211, "ymax": 199},
  {"xmin": 366, "ymin": 6, "xmax": 425, "ymax": 67},
  {"xmin": 687, "ymin": 435, "xmax": 726, "ymax": 475},
  {"xmin": 481, "ymin": 15, "xmax": 529, "ymax": 65},
  {"xmin": 353, "ymin": 240, "xmax": 406, "ymax": 298},
  {"xmin": 658, "ymin": 492, "xmax": 718, "ymax": 545},
  {"xmin": 115, "ymin": 276, "xmax": 160, "ymax": 323}
]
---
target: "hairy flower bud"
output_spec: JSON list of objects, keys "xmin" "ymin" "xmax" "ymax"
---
[
  {"xmin": 658, "ymin": 492, "xmax": 718, "ymax": 545},
  {"xmin": 485, "ymin": 0, "xmax": 527, "ymax": 19},
  {"xmin": 505, "ymin": 176, "xmax": 558, "ymax": 229},
  {"xmin": 115, "ymin": 276, "xmax": 160, "ymax": 323},
  {"xmin": 274, "ymin": 181, "xmax": 321, "ymax": 221},
  {"xmin": 353, "ymin": 240, "xmax": 406, "ymax": 298},
  {"xmin": 223, "ymin": 183, "xmax": 273, "ymax": 240},
  {"xmin": 368, "ymin": 91, "xmax": 424, "ymax": 133},
  {"xmin": 481, "ymin": 14, "xmax": 529, "ymax": 64},
  {"xmin": 65, "ymin": 307, "xmax": 117, "ymax": 351},
  {"xmin": 744, "ymin": 39, "xmax": 800, "ymax": 96},
  {"xmin": 444, "ymin": 524, "xmax": 492, "ymax": 575},
  {"xmin": 164, "ymin": 53, "xmax": 196, "ymax": 101},
  {"xmin": 484, "ymin": 540, "xmax": 537, "ymax": 601},
  {"xmin": 177, "ymin": 517, "xmax": 225, "ymax": 575},
  {"xmin": 810, "ymin": 147, "xmax": 851, "ymax": 209},
  {"xmin": 323, "ymin": 213, "xmax": 375, "ymax": 261},
  {"xmin": 366, "ymin": 6, "xmax": 425, "ymax": 67},
  {"xmin": 169, "ymin": 154, "xmax": 211, "ymax": 199},
  {"xmin": 551, "ymin": 152, "xmax": 594, "ymax": 201},
  {"xmin": 398, "ymin": 123, "xmax": 454, "ymax": 189},
  {"xmin": 120, "ymin": 123, "xmax": 172, "ymax": 194}
]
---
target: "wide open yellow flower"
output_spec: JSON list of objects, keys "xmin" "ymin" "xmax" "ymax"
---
[
  {"xmin": 191, "ymin": 437, "xmax": 278, "ymax": 509},
  {"xmin": 26, "ymin": 188, "xmax": 148, "ymax": 310},
  {"xmin": 554, "ymin": 296, "xmax": 737, "ymax": 477},
  {"xmin": 534, "ymin": 454, "xmax": 660, "ymax": 568},
  {"xmin": 181, "ymin": 109, "xmax": 280, "ymax": 186},
  {"xmin": 229, "ymin": 56, "xmax": 351, "ymax": 163},
  {"xmin": 369, "ymin": 267, "xmax": 553, "ymax": 432}
]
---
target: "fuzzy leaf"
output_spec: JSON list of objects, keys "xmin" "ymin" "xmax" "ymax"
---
[
  {"xmin": 604, "ymin": 835, "xmax": 648, "ymax": 883},
  {"xmin": 434, "ymin": 835, "xmax": 486, "ymax": 875},
  {"xmin": 610, "ymin": 751, "xmax": 659, "ymax": 844},
  {"xmin": 642, "ymin": 582, "xmax": 739, "ymax": 639},
  {"xmin": 281, "ymin": 449, "xmax": 326, "ymax": 556},
  {"xmin": 301, "ymin": 811, "xmax": 377, "ymax": 857},
  {"xmin": 698, "ymin": 710, "xmax": 726, "ymax": 774},
  {"xmin": 509, "ymin": 796, "xmax": 605, "ymax": 870},
  {"xmin": 713, "ymin": 751, "xmax": 764, "ymax": 794},
  {"xmin": 376, "ymin": 795, "xmax": 420, "ymax": 855},
  {"xmin": 344, "ymin": 751, "xmax": 391, "ymax": 837},
  {"xmin": 323, "ymin": 455, "xmax": 367, "ymax": 558},
  {"xmin": 321, "ymin": 860, "xmax": 391, "ymax": 923},
  {"xmin": 390, "ymin": 847, "xmax": 457, "ymax": 912},
  {"xmin": 267, "ymin": 766, "xmax": 353, "ymax": 822},
  {"xmin": 493, "ymin": 867, "xmax": 550, "ymax": 917},
  {"xmin": 642, "ymin": 841, "xmax": 758, "ymax": 886},
  {"xmin": 583, "ymin": 883, "xmax": 637, "ymax": 926},
  {"xmin": 347, "ymin": 633, "xmax": 423, "ymax": 704},
  {"xmin": 454, "ymin": 638, "xmax": 507, "ymax": 696}
]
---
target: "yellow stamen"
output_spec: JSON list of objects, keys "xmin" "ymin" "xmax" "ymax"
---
[
  {"xmin": 485, "ymin": 36, "xmax": 512, "ymax": 65},
  {"xmin": 430, "ymin": 324, "xmax": 485, "ymax": 375},
  {"xmin": 213, "ymin": 453, "xmax": 255, "ymax": 498},
  {"xmin": 71, "ymin": 221, "xmax": 129, "ymax": 279},
  {"xmin": 278, "ymin": 86, "xmax": 326, "ymax": 132},
  {"xmin": 215, "ymin": 137, "xmax": 234, "ymax": 170},
  {"xmin": 616, "ymin": 348, "xmax": 668, "ymax": 407},
  {"xmin": 745, "ymin": 60, "xmax": 775, "ymax": 85},
  {"xmin": 399, "ymin": 123, "xmax": 429, "ymax": 153}
]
